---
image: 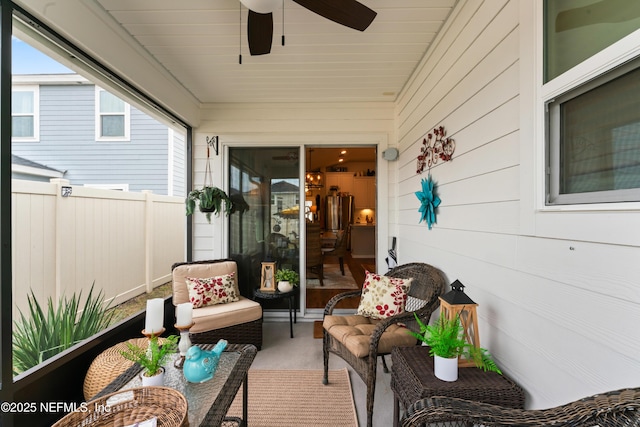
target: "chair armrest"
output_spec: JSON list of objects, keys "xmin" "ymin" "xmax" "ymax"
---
[
  {"xmin": 402, "ymin": 389, "xmax": 640, "ymax": 427},
  {"xmin": 324, "ymin": 290, "xmax": 362, "ymax": 315},
  {"xmin": 367, "ymin": 291, "xmax": 441, "ymax": 359},
  {"xmin": 367, "ymin": 303, "xmax": 437, "ymax": 359}
]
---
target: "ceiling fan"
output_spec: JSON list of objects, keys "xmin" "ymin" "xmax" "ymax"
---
[{"xmin": 239, "ymin": 0, "xmax": 377, "ymax": 56}]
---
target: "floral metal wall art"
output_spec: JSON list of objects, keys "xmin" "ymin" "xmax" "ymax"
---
[
  {"xmin": 415, "ymin": 174, "xmax": 440, "ymax": 229},
  {"xmin": 416, "ymin": 126, "xmax": 455, "ymax": 174}
]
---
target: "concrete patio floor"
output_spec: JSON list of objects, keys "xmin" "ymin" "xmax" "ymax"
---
[{"xmin": 257, "ymin": 320, "xmax": 395, "ymax": 427}]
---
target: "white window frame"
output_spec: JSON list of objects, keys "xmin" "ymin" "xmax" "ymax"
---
[
  {"xmin": 95, "ymin": 86, "xmax": 130, "ymax": 141},
  {"xmin": 11, "ymin": 85, "xmax": 39, "ymax": 142},
  {"xmin": 539, "ymin": 9, "xmax": 640, "ymax": 210}
]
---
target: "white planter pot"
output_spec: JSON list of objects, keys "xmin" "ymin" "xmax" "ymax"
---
[
  {"xmin": 278, "ymin": 281, "xmax": 293, "ymax": 293},
  {"xmin": 434, "ymin": 355, "xmax": 458, "ymax": 382},
  {"xmin": 141, "ymin": 367, "xmax": 165, "ymax": 387}
]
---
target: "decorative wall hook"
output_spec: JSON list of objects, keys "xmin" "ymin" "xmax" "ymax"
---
[
  {"xmin": 416, "ymin": 126, "xmax": 455, "ymax": 174},
  {"xmin": 206, "ymin": 136, "xmax": 219, "ymax": 156}
]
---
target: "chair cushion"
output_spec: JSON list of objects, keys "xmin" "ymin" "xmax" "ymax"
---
[
  {"xmin": 172, "ymin": 260, "xmax": 239, "ymax": 305},
  {"xmin": 356, "ymin": 270, "xmax": 413, "ymax": 319},
  {"xmin": 190, "ymin": 296, "xmax": 262, "ymax": 333},
  {"xmin": 185, "ymin": 273, "xmax": 239, "ymax": 308},
  {"xmin": 323, "ymin": 315, "xmax": 417, "ymax": 358}
]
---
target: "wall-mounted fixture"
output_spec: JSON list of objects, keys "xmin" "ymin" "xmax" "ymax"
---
[{"xmin": 382, "ymin": 148, "xmax": 399, "ymax": 161}]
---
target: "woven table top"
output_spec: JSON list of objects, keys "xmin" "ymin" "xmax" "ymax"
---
[{"xmin": 391, "ymin": 346, "xmax": 524, "ymax": 410}]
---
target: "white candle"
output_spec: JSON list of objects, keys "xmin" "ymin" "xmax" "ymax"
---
[
  {"xmin": 145, "ymin": 298, "xmax": 164, "ymax": 334},
  {"xmin": 176, "ymin": 302, "xmax": 193, "ymax": 326}
]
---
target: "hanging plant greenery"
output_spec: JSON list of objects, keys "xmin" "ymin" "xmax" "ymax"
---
[
  {"xmin": 415, "ymin": 174, "xmax": 440, "ymax": 229},
  {"xmin": 186, "ymin": 186, "xmax": 233, "ymax": 223}
]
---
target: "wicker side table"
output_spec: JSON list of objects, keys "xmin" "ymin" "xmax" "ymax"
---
[
  {"xmin": 253, "ymin": 287, "xmax": 298, "ymax": 338},
  {"xmin": 391, "ymin": 346, "xmax": 524, "ymax": 427}
]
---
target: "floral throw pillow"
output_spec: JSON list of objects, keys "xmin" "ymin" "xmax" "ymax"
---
[
  {"xmin": 356, "ymin": 270, "xmax": 413, "ymax": 319},
  {"xmin": 185, "ymin": 273, "xmax": 239, "ymax": 308}
]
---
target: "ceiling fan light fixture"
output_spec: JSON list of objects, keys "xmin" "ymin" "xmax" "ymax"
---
[
  {"xmin": 239, "ymin": 0, "xmax": 281, "ymax": 14},
  {"xmin": 305, "ymin": 149, "xmax": 324, "ymax": 190}
]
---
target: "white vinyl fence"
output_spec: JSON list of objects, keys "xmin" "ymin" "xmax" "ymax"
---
[{"xmin": 11, "ymin": 179, "xmax": 186, "ymax": 320}]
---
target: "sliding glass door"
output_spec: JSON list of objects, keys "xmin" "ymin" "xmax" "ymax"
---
[{"xmin": 228, "ymin": 147, "xmax": 300, "ymax": 309}]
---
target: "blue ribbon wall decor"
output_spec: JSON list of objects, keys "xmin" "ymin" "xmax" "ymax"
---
[{"xmin": 415, "ymin": 175, "xmax": 440, "ymax": 229}]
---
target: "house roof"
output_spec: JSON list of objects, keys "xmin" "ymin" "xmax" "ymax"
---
[
  {"xmin": 11, "ymin": 154, "xmax": 64, "ymax": 178},
  {"xmin": 271, "ymin": 180, "xmax": 300, "ymax": 193}
]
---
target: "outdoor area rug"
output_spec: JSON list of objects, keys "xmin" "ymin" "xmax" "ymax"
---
[
  {"xmin": 226, "ymin": 368, "xmax": 357, "ymax": 427},
  {"xmin": 307, "ymin": 264, "xmax": 359, "ymax": 289}
]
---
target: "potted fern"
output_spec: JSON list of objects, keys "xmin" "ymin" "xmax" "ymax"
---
[
  {"xmin": 408, "ymin": 312, "xmax": 501, "ymax": 381},
  {"xmin": 120, "ymin": 335, "xmax": 179, "ymax": 386},
  {"xmin": 274, "ymin": 268, "xmax": 299, "ymax": 293},
  {"xmin": 185, "ymin": 186, "xmax": 233, "ymax": 223}
]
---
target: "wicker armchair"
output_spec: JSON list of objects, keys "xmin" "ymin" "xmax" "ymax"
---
[
  {"xmin": 323, "ymin": 262, "xmax": 447, "ymax": 427},
  {"xmin": 401, "ymin": 388, "xmax": 640, "ymax": 427},
  {"xmin": 171, "ymin": 259, "xmax": 263, "ymax": 349}
]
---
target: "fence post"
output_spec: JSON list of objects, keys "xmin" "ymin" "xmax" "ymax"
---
[
  {"xmin": 143, "ymin": 190, "xmax": 153, "ymax": 293},
  {"xmin": 50, "ymin": 179, "xmax": 71, "ymax": 301}
]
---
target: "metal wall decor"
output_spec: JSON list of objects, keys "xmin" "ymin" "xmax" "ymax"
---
[
  {"xmin": 416, "ymin": 126, "xmax": 455, "ymax": 174},
  {"xmin": 206, "ymin": 136, "xmax": 219, "ymax": 156}
]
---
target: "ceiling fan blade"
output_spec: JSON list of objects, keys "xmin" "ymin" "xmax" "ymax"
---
[
  {"xmin": 292, "ymin": 0, "xmax": 377, "ymax": 31},
  {"xmin": 248, "ymin": 10, "xmax": 273, "ymax": 55}
]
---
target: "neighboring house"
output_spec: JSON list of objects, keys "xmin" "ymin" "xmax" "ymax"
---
[
  {"xmin": 11, "ymin": 74, "xmax": 186, "ymax": 197},
  {"xmin": 11, "ymin": 154, "xmax": 64, "ymax": 182}
]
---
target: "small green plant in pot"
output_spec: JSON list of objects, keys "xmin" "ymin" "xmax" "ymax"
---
[
  {"xmin": 274, "ymin": 268, "xmax": 299, "ymax": 293},
  {"xmin": 408, "ymin": 312, "xmax": 501, "ymax": 381},
  {"xmin": 120, "ymin": 335, "xmax": 179, "ymax": 385},
  {"xmin": 185, "ymin": 186, "xmax": 233, "ymax": 223}
]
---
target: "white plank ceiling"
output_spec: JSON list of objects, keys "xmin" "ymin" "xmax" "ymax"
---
[{"xmin": 96, "ymin": 0, "xmax": 457, "ymax": 104}]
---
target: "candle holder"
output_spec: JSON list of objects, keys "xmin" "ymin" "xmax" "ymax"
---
[
  {"xmin": 173, "ymin": 322, "xmax": 195, "ymax": 369},
  {"xmin": 141, "ymin": 327, "xmax": 166, "ymax": 339}
]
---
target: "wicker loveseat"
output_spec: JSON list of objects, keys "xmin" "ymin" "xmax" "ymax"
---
[
  {"xmin": 172, "ymin": 259, "xmax": 263, "ymax": 349},
  {"xmin": 323, "ymin": 262, "xmax": 447, "ymax": 427},
  {"xmin": 401, "ymin": 387, "xmax": 640, "ymax": 427}
]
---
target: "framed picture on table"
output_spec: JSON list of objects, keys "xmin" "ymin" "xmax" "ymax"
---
[{"xmin": 260, "ymin": 262, "xmax": 276, "ymax": 291}]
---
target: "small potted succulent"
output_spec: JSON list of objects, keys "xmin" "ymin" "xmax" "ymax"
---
[
  {"xmin": 408, "ymin": 312, "xmax": 501, "ymax": 381},
  {"xmin": 185, "ymin": 186, "xmax": 233, "ymax": 223},
  {"xmin": 274, "ymin": 268, "xmax": 299, "ymax": 293},
  {"xmin": 120, "ymin": 335, "xmax": 179, "ymax": 386}
]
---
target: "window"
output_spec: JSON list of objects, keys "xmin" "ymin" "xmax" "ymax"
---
[
  {"xmin": 12, "ymin": 86, "xmax": 39, "ymax": 140},
  {"xmin": 547, "ymin": 60, "xmax": 640, "ymax": 204},
  {"xmin": 95, "ymin": 87, "xmax": 130, "ymax": 140},
  {"xmin": 544, "ymin": 1, "xmax": 640, "ymax": 82},
  {"xmin": 543, "ymin": 1, "xmax": 640, "ymax": 206}
]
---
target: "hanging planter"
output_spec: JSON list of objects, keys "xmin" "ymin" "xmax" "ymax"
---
[{"xmin": 185, "ymin": 145, "xmax": 235, "ymax": 223}]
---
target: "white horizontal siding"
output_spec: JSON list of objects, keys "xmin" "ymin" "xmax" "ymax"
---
[{"xmin": 396, "ymin": 0, "xmax": 639, "ymax": 411}]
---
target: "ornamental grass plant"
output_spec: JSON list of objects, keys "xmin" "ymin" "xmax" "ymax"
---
[{"xmin": 12, "ymin": 283, "xmax": 115, "ymax": 375}]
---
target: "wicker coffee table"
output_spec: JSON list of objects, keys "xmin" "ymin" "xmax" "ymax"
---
[
  {"xmin": 93, "ymin": 343, "xmax": 257, "ymax": 427},
  {"xmin": 391, "ymin": 346, "xmax": 524, "ymax": 427}
]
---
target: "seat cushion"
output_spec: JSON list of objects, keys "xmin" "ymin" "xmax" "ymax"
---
[
  {"xmin": 173, "ymin": 260, "xmax": 239, "ymax": 305},
  {"xmin": 323, "ymin": 314, "xmax": 417, "ymax": 358},
  {"xmin": 190, "ymin": 296, "xmax": 262, "ymax": 333}
]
